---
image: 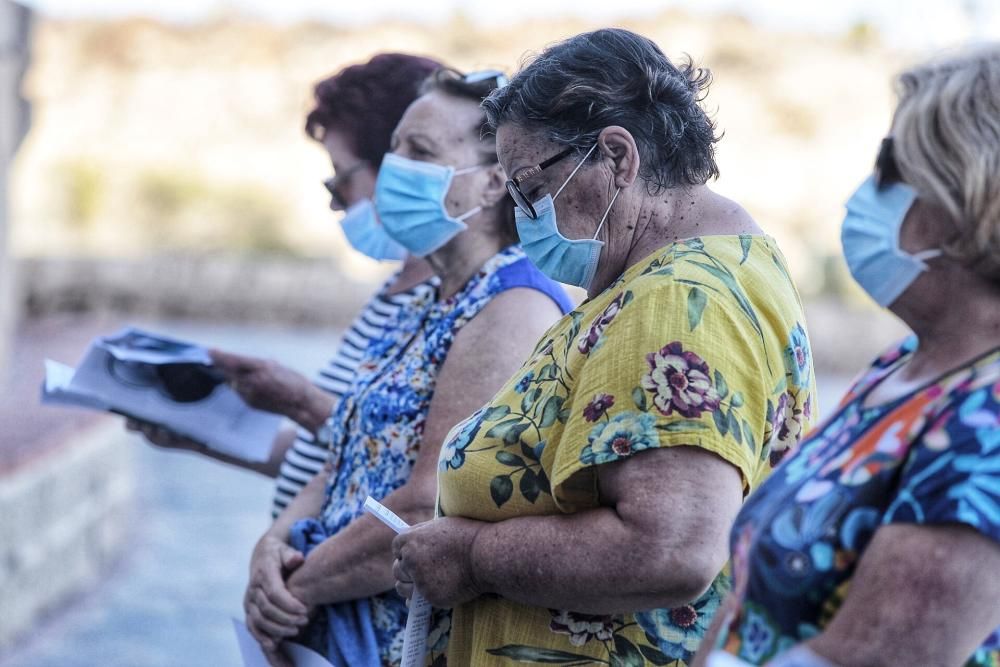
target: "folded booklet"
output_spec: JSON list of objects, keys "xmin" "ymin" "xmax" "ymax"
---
[{"xmin": 42, "ymin": 326, "xmax": 281, "ymax": 462}]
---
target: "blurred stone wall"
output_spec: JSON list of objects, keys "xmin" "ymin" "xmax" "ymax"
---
[
  {"xmin": 0, "ymin": 422, "xmax": 134, "ymax": 648},
  {"xmin": 0, "ymin": 0, "xmax": 32, "ymax": 376},
  {"xmin": 20, "ymin": 254, "xmax": 376, "ymax": 326},
  {"xmin": 9, "ymin": 12, "xmax": 906, "ymax": 295}
]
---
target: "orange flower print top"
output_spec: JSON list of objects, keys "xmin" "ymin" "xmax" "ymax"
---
[{"xmin": 434, "ymin": 236, "xmax": 818, "ymax": 666}]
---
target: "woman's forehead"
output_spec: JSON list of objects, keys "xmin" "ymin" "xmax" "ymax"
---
[
  {"xmin": 398, "ymin": 92, "xmax": 481, "ymax": 144},
  {"xmin": 496, "ymin": 125, "xmax": 556, "ymax": 174}
]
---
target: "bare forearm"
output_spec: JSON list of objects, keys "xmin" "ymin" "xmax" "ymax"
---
[
  {"xmin": 471, "ymin": 509, "xmax": 717, "ymax": 614},
  {"xmin": 286, "ymin": 485, "xmax": 435, "ymax": 607}
]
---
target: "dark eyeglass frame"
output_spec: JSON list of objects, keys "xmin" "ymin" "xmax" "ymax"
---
[
  {"xmin": 874, "ymin": 137, "xmax": 903, "ymax": 189},
  {"xmin": 505, "ymin": 147, "xmax": 576, "ymax": 219},
  {"xmin": 323, "ymin": 160, "xmax": 370, "ymax": 209}
]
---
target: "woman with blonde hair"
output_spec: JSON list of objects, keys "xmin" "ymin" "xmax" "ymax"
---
[{"xmin": 696, "ymin": 45, "xmax": 1000, "ymax": 667}]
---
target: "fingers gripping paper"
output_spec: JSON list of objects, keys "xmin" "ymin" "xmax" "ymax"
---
[{"xmin": 363, "ymin": 497, "xmax": 433, "ymax": 667}]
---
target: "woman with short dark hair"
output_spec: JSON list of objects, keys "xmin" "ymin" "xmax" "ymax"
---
[{"xmin": 392, "ymin": 28, "xmax": 816, "ymax": 666}]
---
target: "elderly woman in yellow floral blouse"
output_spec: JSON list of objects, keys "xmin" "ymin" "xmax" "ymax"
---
[{"xmin": 392, "ymin": 28, "xmax": 817, "ymax": 666}]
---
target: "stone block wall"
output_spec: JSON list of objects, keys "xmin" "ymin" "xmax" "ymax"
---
[{"xmin": 0, "ymin": 422, "xmax": 134, "ymax": 648}]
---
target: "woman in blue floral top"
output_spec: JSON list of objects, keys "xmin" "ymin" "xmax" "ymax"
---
[
  {"xmin": 697, "ymin": 47, "xmax": 1000, "ymax": 667},
  {"xmin": 245, "ymin": 69, "xmax": 571, "ymax": 667}
]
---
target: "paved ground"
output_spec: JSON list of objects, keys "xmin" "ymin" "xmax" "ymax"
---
[{"xmin": 0, "ymin": 316, "xmax": 853, "ymax": 667}]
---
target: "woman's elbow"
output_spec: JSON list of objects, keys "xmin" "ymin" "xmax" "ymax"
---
[{"xmin": 645, "ymin": 546, "xmax": 725, "ymax": 608}]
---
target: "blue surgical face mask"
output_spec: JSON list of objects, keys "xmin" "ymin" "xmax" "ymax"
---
[
  {"xmin": 338, "ymin": 198, "xmax": 408, "ymax": 262},
  {"xmin": 374, "ymin": 153, "xmax": 484, "ymax": 257},
  {"xmin": 841, "ymin": 174, "xmax": 941, "ymax": 307},
  {"xmin": 515, "ymin": 144, "xmax": 621, "ymax": 290}
]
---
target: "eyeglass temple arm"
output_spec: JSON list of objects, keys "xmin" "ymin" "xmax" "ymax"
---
[{"xmin": 512, "ymin": 147, "xmax": 576, "ymax": 185}]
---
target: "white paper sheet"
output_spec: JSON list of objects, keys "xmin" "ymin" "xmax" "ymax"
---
[
  {"xmin": 41, "ymin": 326, "xmax": 281, "ymax": 462},
  {"xmin": 41, "ymin": 359, "xmax": 109, "ymax": 411},
  {"xmin": 363, "ymin": 497, "xmax": 433, "ymax": 667},
  {"xmin": 232, "ymin": 619, "xmax": 333, "ymax": 667}
]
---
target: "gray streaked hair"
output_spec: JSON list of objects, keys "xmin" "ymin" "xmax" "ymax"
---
[
  {"xmin": 893, "ymin": 45, "xmax": 1000, "ymax": 280},
  {"xmin": 482, "ymin": 28, "xmax": 720, "ymax": 193}
]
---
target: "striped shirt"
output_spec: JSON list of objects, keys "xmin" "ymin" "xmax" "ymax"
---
[{"xmin": 270, "ymin": 276, "xmax": 437, "ymax": 517}]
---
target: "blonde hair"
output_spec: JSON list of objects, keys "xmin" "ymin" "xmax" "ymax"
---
[{"xmin": 892, "ymin": 45, "xmax": 1000, "ymax": 280}]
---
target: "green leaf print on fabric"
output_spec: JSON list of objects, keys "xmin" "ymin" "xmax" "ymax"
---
[
  {"xmin": 496, "ymin": 451, "xmax": 525, "ymax": 467},
  {"xmin": 687, "ymin": 286, "xmax": 707, "ymax": 331},
  {"xmin": 715, "ymin": 370, "xmax": 729, "ymax": 400},
  {"xmin": 655, "ymin": 419, "xmax": 711, "ymax": 433},
  {"xmin": 638, "ymin": 645, "xmax": 673, "ymax": 665},
  {"xmin": 486, "ymin": 645, "xmax": 596, "ymax": 663},
  {"xmin": 541, "ymin": 395, "xmax": 566, "ymax": 428},
  {"xmin": 611, "ymin": 636, "xmax": 645, "ymax": 667},
  {"xmin": 739, "ymin": 234, "xmax": 753, "ymax": 264},
  {"xmin": 672, "ymin": 242, "xmax": 772, "ymax": 373},
  {"xmin": 482, "ymin": 405, "xmax": 511, "ymax": 421},
  {"xmin": 713, "ymin": 407, "xmax": 729, "ymax": 436},
  {"xmin": 490, "ymin": 475, "xmax": 514, "ymax": 507},
  {"xmin": 519, "ymin": 468, "xmax": 542, "ymax": 503},
  {"xmin": 742, "ymin": 419, "xmax": 756, "ymax": 453},
  {"xmin": 632, "ymin": 386, "xmax": 648, "ymax": 412}
]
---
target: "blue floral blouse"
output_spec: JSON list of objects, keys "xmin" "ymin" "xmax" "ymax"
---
[
  {"xmin": 300, "ymin": 245, "xmax": 571, "ymax": 667},
  {"xmin": 715, "ymin": 338, "xmax": 1000, "ymax": 665}
]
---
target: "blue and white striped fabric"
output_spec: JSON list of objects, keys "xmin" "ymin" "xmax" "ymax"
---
[{"xmin": 270, "ymin": 276, "xmax": 437, "ymax": 517}]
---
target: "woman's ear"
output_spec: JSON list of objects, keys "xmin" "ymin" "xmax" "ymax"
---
[
  {"xmin": 480, "ymin": 162, "xmax": 509, "ymax": 209},
  {"xmin": 597, "ymin": 126, "xmax": 641, "ymax": 189}
]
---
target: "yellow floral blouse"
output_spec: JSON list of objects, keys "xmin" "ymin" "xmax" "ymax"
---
[{"xmin": 435, "ymin": 236, "xmax": 817, "ymax": 666}]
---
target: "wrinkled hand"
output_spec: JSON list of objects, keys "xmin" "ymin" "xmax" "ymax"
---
[
  {"xmin": 125, "ymin": 418, "xmax": 204, "ymax": 453},
  {"xmin": 244, "ymin": 535, "xmax": 310, "ymax": 650},
  {"xmin": 392, "ymin": 517, "xmax": 486, "ymax": 609},
  {"xmin": 209, "ymin": 349, "xmax": 311, "ymax": 418}
]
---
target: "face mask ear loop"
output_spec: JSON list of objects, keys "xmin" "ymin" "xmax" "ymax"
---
[
  {"xmin": 553, "ymin": 143, "xmax": 599, "ymax": 201},
  {"xmin": 913, "ymin": 248, "xmax": 942, "ymax": 263},
  {"xmin": 449, "ymin": 163, "xmax": 492, "ymax": 223},
  {"xmin": 456, "ymin": 206, "xmax": 482, "ymax": 222},
  {"xmin": 592, "ymin": 187, "xmax": 621, "ymax": 240}
]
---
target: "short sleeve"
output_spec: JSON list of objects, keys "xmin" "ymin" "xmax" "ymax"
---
[
  {"xmin": 884, "ymin": 384, "xmax": 1000, "ymax": 544},
  {"xmin": 545, "ymin": 279, "xmax": 773, "ymax": 512}
]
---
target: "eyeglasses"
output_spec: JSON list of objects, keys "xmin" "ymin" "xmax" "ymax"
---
[
  {"xmin": 505, "ymin": 147, "xmax": 575, "ymax": 219},
  {"xmin": 323, "ymin": 160, "xmax": 369, "ymax": 209},
  {"xmin": 874, "ymin": 137, "xmax": 902, "ymax": 189}
]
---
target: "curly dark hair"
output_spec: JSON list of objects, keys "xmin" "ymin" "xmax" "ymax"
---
[
  {"xmin": 305, "ymin": 53, "xmax": 442, "ymax": 167},
  {"xmin": 482, "ymin": 28, "xmax": 720, "ymax": 193}
]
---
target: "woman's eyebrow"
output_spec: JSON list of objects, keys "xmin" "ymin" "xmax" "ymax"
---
[{"xmin": 406, "ymin": 132, "xmax": 441, "ymax": 150}]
